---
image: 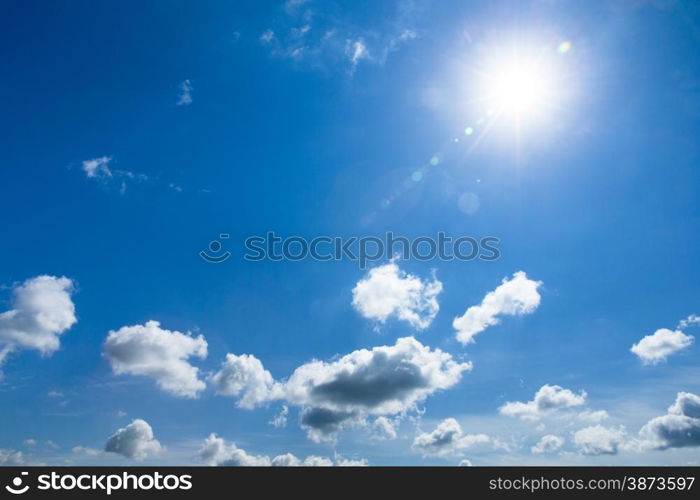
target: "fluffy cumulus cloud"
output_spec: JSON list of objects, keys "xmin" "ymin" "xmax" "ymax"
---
[
  {"xmin": 213, "ymin": 336, "xmax": 471, "ymax": 441},
  {"xmin": 573, "ymin": 425, "xmax": 626, "ymax": 456},
  {"xmin": 351, "ymin": 262, "xmax": 442, "ymax": 330},
  {"xmin": 209, "ymin": 353, "xmax": 282, "ymax": 409},
  {"xmin": 453, "ymin": 271, "xmax": 542, "ymax": 344},
  {"xmin": 0, "ymin": 275, "xmax": 76, "ymax": 365},
  {"xmin": 638, "ymin": 392, "xmax": 700, "ymax": 450},
  {"xmin": 630, "ymin": 328, "xmax": 693, "ymax": 365},
  {"xmin": 500, "ymin": 385, "xmax": 587, "ymax": 421},
  {"xmin": 104, "ymin": 419, "xmax": 163, "ymax": 460},
  {"xmin": 197, "ymin": 433, "xmax": 271, "ymax": 466},
  {"xmin": 197, "ymin": 434, "xmax": 364, "ymax": 466},
  {"xmin": 531, "ymin": 434, "xmax": 565, "ymax": 454},
  {"xmin": 103, "ymin": 320, "xmax": 208, "ymax": 398},
  {"xmin": 412, "ymin": 418, "xmax": 490, "ymax": 457},
  {"xmin": 285, "ymin": 337, "xmax": 471, "ymax": 441}
]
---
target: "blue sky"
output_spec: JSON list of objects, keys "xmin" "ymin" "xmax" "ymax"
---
[{"xmin": 1, "ymin": 0, "xmax": 700, "ymax": 466}]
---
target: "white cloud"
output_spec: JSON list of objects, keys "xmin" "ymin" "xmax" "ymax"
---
[
  {"xmin": 500, "ymin": 385, "xmax": 587, "ymax": 421},
  {"xmin": 453, "ymin": 271, "xmax": 542, "ymax": 344},
  {"xmin": 269, "ymin": 405, "xmax": 289, "ymax": 428},
  {"xmin": 573, "ymin": 425, "xmax": 626, "ymax": 456},
  {"xmin": 104, "ymin": 419, "xmax": 163, "ymax": 460},
  {"xmin": 79, "ymin": 156, "xmax": 149, "ymax": 193},
  {"xmin": 345, "ymin": 38, "xmax": 369, "ymax": 67},
  {"xmin": 285, "ymin": 336, "xmax": 471, "ymax": 441},
  {"xmin": 213, "ymin": 336, "xmax": 470, "ymax": 442},
  {"xmin": 82, "ymin": 156, "xmax": 112, "ymax": 178},
  {"xmin": 336, "ymin": 456, "xmax": 369, "ymax": 466},
  {"xmin": 103, "ymin": 320, "xmax": 208, "ymax": 398},
  {"xmin": 197, "ymin": 434, "xmax": 364, "ymax": 466},
  {"xmin": 630, "ymin": 328, "xmax": 693, "ymax": 365},
  {"xmin": 177, "ymin": 79, "xmax": 193, "ymax": 106},
  {"xmin": 352, "ymin": 262, "xmax": 442, "ymax": 330},
  {"xmin": 260, "ymin": 29, "xmax": 276, "ymax": 44},
  {"xmin": 259, "ymin": 1, "xmax": 418, "ymax": 72},
  {"xmin": 209, "ymin": 353, "xmax": 282, "ymax": 409},
  {"xmin": 23, "ymin": 439, "xmax": 37, "ymax": 447},
  {"xmin": 578, "ymin": 410, "xmax": 609, "ymax": 423},
  {"xmin": 0, "ymin": 275, "xmax": 76, "ymax": 364},
  {"xmin": 458, "ymin": 459, "xmax": 473, "ymax": 466},
  {"xmin": 0, "ymin": 449, "xmax": 25, "ymax": 465},
  {"xmin": 678, "ymin": 314, "xmax": 700, "ymax": 329},
  {"xmin": 531, "ymin": 434, "xmax": 564, "ymax": 454},
  {"xmin": 298, "ymin": 455, "xmax": 334, "ymax": 466},
  {"xmin": 638, "ymin": 392, "xmax": 700, "ymax": 450},
  {"xmin": 72, "ymin": 445, "xmax": 101, "ymax": 457},
  {"xmin": 412, "ymin": 418, "xmax": 490, "ymax": 457},
  {"xmin": 372, "ymin": 416, "xmax": 398, "ymax": 440},
  {"xmin": 198, "ymin": 433, "xmax": 271, "ymax": 466}
]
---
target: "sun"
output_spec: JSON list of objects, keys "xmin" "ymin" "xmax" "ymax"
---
[
  {"xmin": 483, "ymin": 57, "xmax": 553, "ymax": 119},
  {"xmin": 489, "ymin": 60, "xmax": 551, "ymax": 115}
]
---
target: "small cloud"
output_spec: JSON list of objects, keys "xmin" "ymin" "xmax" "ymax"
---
[
  {"xmin": 678, "ymin": 314, "xmax": 700, "ymax": 330},
  {"xmin": 352, "ymin": 261, "xmax": 442, "ymax": 330},
  {"xmin": 72, "ymin": 445, "xmax": 102, "ymax": 457},
  {"xmin": 578, "ymin": 409, "xmax": 609, "ymax": 423},
  {"xmin": 453, "ymin": 271, "xmax": 542, "ymax": 344},
  {"xmin": 345, "ymin": 38, "xmax": 369, "ymax": 68},
  {"xmin": 78, "ymin": 156, "xmax": 148, "ymax": 194},
  {"xmin": 104, "ymin": 419, "xmax": 163, "ymax": 460},
  {"xmin": 209, "ymin": 353, "xmax": 282, "ymax": 409},
  {"xmin": 47, "ymin": 390, "xmax": 64, "ymax": 398},
  {"xmin": 371, "ymin": 416, "xmax": 398, "ymax": 440},
  {"xmin": 103, "ymin": 320, "xmax": 208, "ymax": 398},
  {"xmin": 177, "ymin": 79, "xmax": 193, "ymax": 106},
  {"xmin": 531, "ymin": 434, "xmax": 564, "ymax": 454},
  {"xmin": 573, "ymin": 425, "xmax": 626, "ymax": 456},
  {"xmin": 82, "ymin": 156, "xmax": 112, "ymax": 178},
  {"xmin": 630, "ymin": 328, "xmax": 693, "ymax": 365},
  {"xmin": 0, "ymin": 449, "xmax": 25, "ymax": 465},
  {"xmin": 260, "ymin": 29, "xmax": 276, "ymax": 44},
  {"xmin": 412, "ymin": 418, "xmax": 490, "ymax": 457},
  {"xmin": 269, "ymin": 405, "xmax": 289, "ymax": 428},
  {"xmin": 23, "ymin": 439, "xmax": 37, "ymax": 447},
  {"xmin": 500, "ymin": 385, "xmax": 587, "ymax": 421}
]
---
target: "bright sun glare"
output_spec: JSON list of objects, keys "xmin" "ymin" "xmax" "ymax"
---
[
  {"xmin": 489, "ymin": 60, "xmax": 552, "ymax": 116},
  {"xmin": 475, "ymin": 43, "xmax": 564, "ymax": 126}
]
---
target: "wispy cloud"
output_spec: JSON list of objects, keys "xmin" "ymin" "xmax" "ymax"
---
[
  {"xmin": 177, "ymin": 79, "xmax": 193, "ymax": 106},
  {"xmin": 79, "ymin": 156, "xmax": 148, "ymax": 194},
  {"xmin": 258, "ymin": 0, "xmax": 420, "ymax": 73}
]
